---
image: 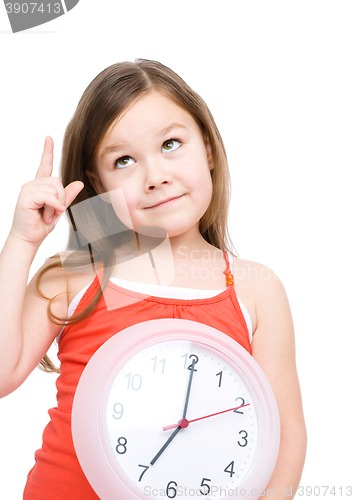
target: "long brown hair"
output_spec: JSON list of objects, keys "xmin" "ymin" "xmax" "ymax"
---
[{"xmin": 37, "ymin": 58, "xmax": 238, "ymax": 373}]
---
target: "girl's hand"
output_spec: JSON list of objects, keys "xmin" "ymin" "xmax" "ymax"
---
[{"xmin": 10, "ymin": 136, "xmax": 84, "ymax": 247}]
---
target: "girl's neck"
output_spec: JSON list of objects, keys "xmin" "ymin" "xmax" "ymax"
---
[
  {"xmin": 110, "ymin": 231, "xmax": 226, "ymax": 289},
  {"xmin": 135, "ymin": 231, "xmax": 218, "ymax": 261},
  {"xmin": 111, "ymin": 242, "xmax": 226, "ymax": 290}
]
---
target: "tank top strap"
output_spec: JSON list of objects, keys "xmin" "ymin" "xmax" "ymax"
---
[{"xmin": 223, "ymin": 251, "xmax": 234, "ymax": 287}]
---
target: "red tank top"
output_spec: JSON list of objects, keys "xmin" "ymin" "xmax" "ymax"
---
[{"xmin": 23, "ymin": 252, "xmax": 251, "ymax": 499}]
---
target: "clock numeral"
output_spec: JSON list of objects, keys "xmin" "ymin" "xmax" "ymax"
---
[
  {"xmin": 187, "ymin": 355, "xmax": 198, "ymax": 371},
  {"xmin": 116, "ymin": 436, "xmax": 127, "ymax": 454},
  {"xmin": 151, "ymin": 356, "xmax": 166, "ymax": 374},
  {"xmin": 216, "ymin": 371, "xmax": 222, "ymax": 387},
  {"xmin": 199, "ymin": 477, "xmax": 211, "ymax": 495},
  {"xmin": 233, "ymin": 397, "xmax": 245, "ymax": 414},
  {"xmin": 166, "ymin": 480, "xmax": 178, "ymax": 498},
  {"xmin": 238, "ymin": 430, "xmax": 248, "ymax": 447},
  {"xmin": 138, "ymin": 464, "xmax": 149, "ymax": 482},
  {"xmin": 125, "ymin": 372, "xmax": 142, "ymax": 391},
  {"xmin": 224, "ymin": 461, "xmax": 235, "ymax": 477},
  {"xmin": 182, "ymin": 353, "xmax": 199, "ymax": 371},
  {"xmin": 112, "ymin": 402, "xmax": 124, "ymax": 420}
]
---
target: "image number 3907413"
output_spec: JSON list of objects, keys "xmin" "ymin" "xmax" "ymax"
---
[{"xmin": 4, "ymin": 0, "xmax": 80, "ymax": 33}]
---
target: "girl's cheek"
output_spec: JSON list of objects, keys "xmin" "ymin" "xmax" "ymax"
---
[{"xmin": 108, "ymin": 188, "xmax": 135, "ymax": 229}]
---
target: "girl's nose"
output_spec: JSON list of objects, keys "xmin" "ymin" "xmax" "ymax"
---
[{"xmin": 143, "ymin": 160, "xmax": 173, "ymax": 191}]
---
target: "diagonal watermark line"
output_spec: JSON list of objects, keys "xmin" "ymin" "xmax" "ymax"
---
[{"xmin": 60, "ymin": 0, "xmax": 67, "ymax": 14}]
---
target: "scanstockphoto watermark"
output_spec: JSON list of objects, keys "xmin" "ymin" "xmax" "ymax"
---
[
  {"xmin": 143, "ymin": 485, "xmax": 293, "ymax": 497},
  {"xmin": 176, "ymin": 246, "xmax": 280, "ymax": 283},
  {"xmin": 56, "ymin": 189, "xmax": 281, "ymax": 313}
]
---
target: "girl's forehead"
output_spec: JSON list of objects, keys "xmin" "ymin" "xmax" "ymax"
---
[{"xmin": 102, "ymin": 91, "xmax": 198, "ymax": 143}]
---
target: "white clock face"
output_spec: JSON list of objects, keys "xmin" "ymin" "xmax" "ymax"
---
[{"xmin": 103, "ymin": 340, "xmax": 258, "ymax": 500}]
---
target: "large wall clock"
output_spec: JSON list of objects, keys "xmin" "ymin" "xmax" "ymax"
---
[{"xmin": 72, "ymin": 319, "xmax": 280, "ymax": 499}]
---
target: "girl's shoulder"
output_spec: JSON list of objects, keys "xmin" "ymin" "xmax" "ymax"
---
[
  {"xmin": 7, "ymin": 253, "xmax": 97, "ymax": 392},
  {"xmin": 232, "ymin": 257, "xmax": 281, "ymax": 288},
  {"xmin": 232, "ymin": 257, "xmax": 286, "ymax": 335},
  {"xmin": 55, "ymin": 251, "xmax": 98, "ymax": 305},
  {"xmin": 34, "ymin": 251, "xmax": 96, "ymax": 308}
]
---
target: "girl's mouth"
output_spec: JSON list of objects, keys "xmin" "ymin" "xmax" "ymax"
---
[{"xmin": 145, "ymin": 194, "xmax": 185, "ymax": 209}]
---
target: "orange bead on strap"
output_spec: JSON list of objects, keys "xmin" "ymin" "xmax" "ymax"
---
[{"xmin": 223, "ymin": 251, "xmax": 234, "ymax": 287}]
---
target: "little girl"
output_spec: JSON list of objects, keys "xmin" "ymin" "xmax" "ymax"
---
[{"xmin": 0, "ymin": 59, "xmax": 306, "ymax": 499}]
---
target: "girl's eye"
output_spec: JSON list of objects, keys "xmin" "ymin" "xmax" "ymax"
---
[
  {"xmin": 162, "ymin": 138, "xmax": 181, "ymax": 153},
  {"xmin": 114, "ymin": 156, "xmax": 135, "ymax": 169},
  {"xmin": 114, "ymin": 138, "xmax": 181, "ymax": 169}
]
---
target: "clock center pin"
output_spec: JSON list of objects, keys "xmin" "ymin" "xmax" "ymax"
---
[{"xmin": 179, "ymin": 418, "xmax": 189, "ymax": 428}]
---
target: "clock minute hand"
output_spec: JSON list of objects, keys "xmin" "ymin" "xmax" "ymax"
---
[
  {"xmin": 149, "ymin": 358, "xmax": 197, "ymax": 466},
  {"xmin": 162, "ymin": 403, "xmax": 251, "ymax": 431},
  {"xmin": 181, "ymin": 357, "xmax": 197, "ymax": 419}
]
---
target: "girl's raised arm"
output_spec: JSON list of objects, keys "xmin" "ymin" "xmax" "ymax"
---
[{"xmin": 0, "ymin": 137, "xmax": 84, "ymax": 398}]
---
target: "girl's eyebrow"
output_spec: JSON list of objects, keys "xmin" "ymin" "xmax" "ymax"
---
[{"xmin": 100, "ymin": 123, "xmax": 188, "ymax": 159}]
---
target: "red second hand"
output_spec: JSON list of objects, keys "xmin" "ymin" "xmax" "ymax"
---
[{"xmin": 162, "ymin": 403, "xmax": 250, "ymax": 431}]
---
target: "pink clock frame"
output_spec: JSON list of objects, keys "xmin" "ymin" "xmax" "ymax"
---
[{"xmin": 72, "ymin": 318, "xmax": 280, "ymax": 499}]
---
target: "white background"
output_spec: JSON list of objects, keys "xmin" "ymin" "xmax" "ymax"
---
[{"xmin": 0, "ymin": 1, "xmax": 353, "ymax": 498}]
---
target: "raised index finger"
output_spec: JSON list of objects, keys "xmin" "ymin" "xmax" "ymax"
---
[{"xmin": 35, "ymin": 136, "xmax": 54, "ymax": 179}]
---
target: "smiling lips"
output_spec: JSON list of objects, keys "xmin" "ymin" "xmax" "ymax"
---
[{"xmin": 145, "ymin": 194, "xmax": 185, "ymax": 209}]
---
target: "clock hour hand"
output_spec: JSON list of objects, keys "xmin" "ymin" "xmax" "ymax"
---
[{"xmin": 150, "ymin": 424, "xmax": 182, "ymax": 465}]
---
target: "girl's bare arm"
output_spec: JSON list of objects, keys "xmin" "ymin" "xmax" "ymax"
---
[
  {"xmin": 239, "ymin": 260, "xmax": 307, "ymax": 499},
  {"xmin": 0, "ymin": 237, "xmax": 68, "ymax": 397}
]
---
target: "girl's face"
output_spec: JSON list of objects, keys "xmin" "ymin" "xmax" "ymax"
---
[{"xmin": 88, "ymin": 91, "xmax": 214, "ymax": 242}]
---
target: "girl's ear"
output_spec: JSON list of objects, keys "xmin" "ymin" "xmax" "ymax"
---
[
  {"xmin": 204, "ymin": 135, "xmax": 214, "ymax": 171},
  {"xmin": 85, "ymin": 169, "xmax": 111, "ymax": 204}
]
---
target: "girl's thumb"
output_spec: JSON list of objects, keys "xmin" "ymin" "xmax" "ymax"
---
[{"xmin": 64, "ymin": 181, "xmax": 85, "ymax": 208}]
